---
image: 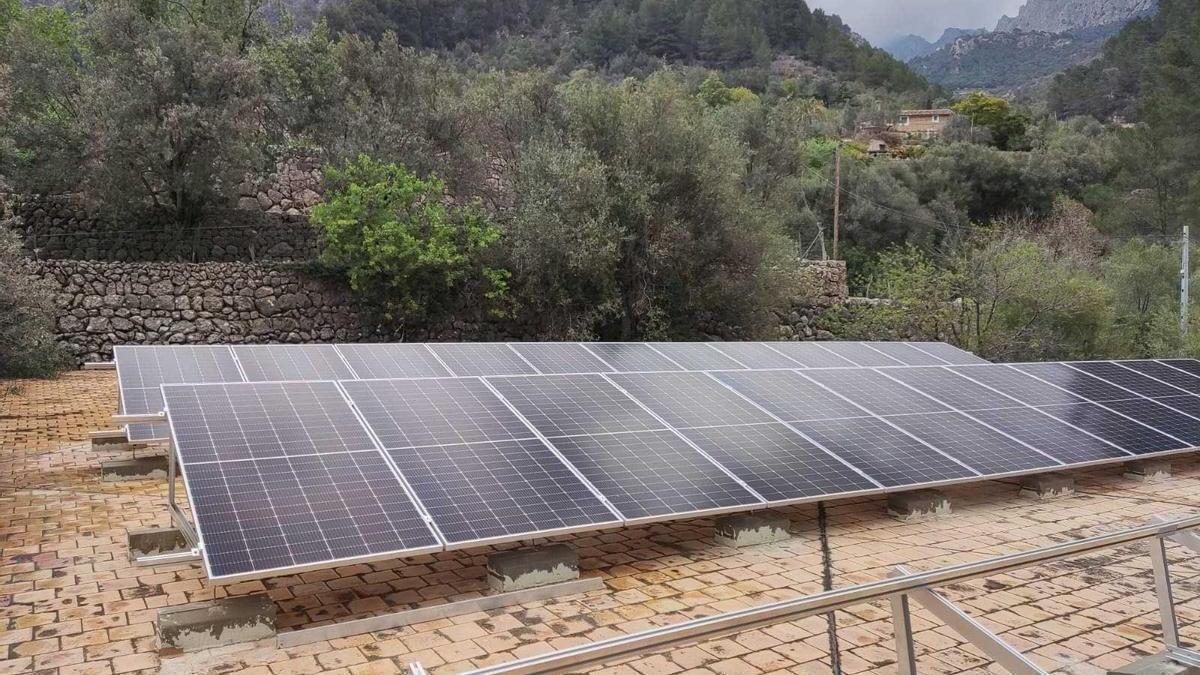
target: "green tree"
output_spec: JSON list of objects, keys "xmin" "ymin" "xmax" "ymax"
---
[
  {"xmin": 952, "ymin": 91, "xmax": 1029, "ymax": 150},
  {"xmin": 0, "ymin": 214, "xmax": 69, "ymax": 378},
  {"xmin": 1101, "ymin": 240, "xmax": 1182, "ymax": 356},
  {"xmin": 312, "ymin": 155, "xmax": 508, "ymax": 328}
]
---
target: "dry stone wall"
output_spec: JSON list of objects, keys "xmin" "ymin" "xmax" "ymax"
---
[{"xmin": 37, "ymin": 260, "xmax": 370, "ymax": 362}]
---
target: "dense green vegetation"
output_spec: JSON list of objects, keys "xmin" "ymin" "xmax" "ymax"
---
[
  {"xmin": 0, "ymin": 216, "xmax": 70, "ymax": 377},
  {"xmin": 1, "ymin": 0, "xmax": 1199, "ymax": 361}
]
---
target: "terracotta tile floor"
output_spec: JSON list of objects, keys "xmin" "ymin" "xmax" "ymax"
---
[{"xmin": 3, "ymin": 371, "xmax": 1200, "ymax": 674}]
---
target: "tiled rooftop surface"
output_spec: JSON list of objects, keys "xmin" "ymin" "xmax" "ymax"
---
[{"xmin": 2, "ymin": 370, "xmax": 1200, "ymax": 674}]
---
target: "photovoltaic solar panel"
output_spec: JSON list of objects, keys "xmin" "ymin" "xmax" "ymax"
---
[
  {"xmin": 680, "ymin": 423, "xmax": 878, "ymax": 502},
  {"xmin": 1155, "ymin": 395, "xmax": 1200, "ymax": 419},
  {"xmin": 385, "ymin": 437, "xmax": 618, "ymax": 544},
  {"xmin": 608, "ymin": 372, "xmax": 775, "ymax": 428},
  {"xmin": 335, "ymin": 344, "xmax": 450, "ymax": 379},
  {"xmin": 233, "ymin": 345, "xmax": 356, "ymax": 381},
  {"xmin": 884, "ymin": 412, "xmax": 1059, "ymax": 474},
  {"xmin": 584, "ymin": 343, "xmax": 682, "ymax": 372},
  {"xmin": 1066, "ymin": 361, "xmax": 1187, "ymax": 398},
  {"xmin": 508, "ymin": 343, "xmax": 614, "ymax": 375},
  {"xmin": 648, "ymin": 343, "xmax": 746, "ymax": 371},
  {"xmin": 164, "ymin": 382, "xmax": 378, "ymax": 463},
  {"xmin": 800, "ymin": 369, "xmax": 951, "ymax": 416},
  {"xmin": 545, "ymin": 430, "xmax": 762, "ymax": 520},
  {"xmin": 341, "ymin": 378, "xmax": 535, "ymax": 449},
  {"xmin": 488, "ymin": 374, "xmax": 664, "ymax": 438},
  {"xmin": 115, "ymin": 345, "xmax": 242, "ymax": 388},
  {"xmin": 427, "ymin": 343, "xmax": 538, "ymax": 377},
  {"xmin": 1118, "ymin": 360, "xmax": 1200, "ymax": 395},
  {"xmin": 1036, "ymin": 402, "xmax": 1185, "ymax": 455},
  {"xmin": 879, "ymin": 367, "xmax": 1019, "ymax": 412},
  {"xmin": 950, "ymin": 365, "xmax": 1086, "ymax": 406},
  {"xmin": 1098, "ymin": 398, "xmax": 1200, "ymax": 446},
  {"xmin": 789, "ymin": 417, "xmax": 975, "ymax": 487},
  {"xmin": 184, "ymin": 452, "xmax": 440, "ymax": 579},
  {"xmin": 968, "ymin": 407, "xmax": 1129, "ymax": 463},
  {"xmin": 708, "ymin": 342, "xmax": 802, "ymax": 369},
  {"xmin": 765, "ymin": 342, "xmax": 857, "ymax": 367},
  {"xmin": 713, "ymin": 370, "xmax": 870, "ymax": 422},
  {"xmin": 812, "ymin": 342, "xmax": 904, "ymax": 367},
  {"xmin": 1162, "ymin": 359, "xmax": 1200, "ymax": 378},
  {"xmin": 907, "ymin": 342, "xmax": 990, "ymax": 365},
  {"xmin": 864, "ymin": 342, "xmax": 949, "ymax": 366},
  {"xmin": 1012, "ymin": 363, "xmax": 1139, "ymax": 403}
]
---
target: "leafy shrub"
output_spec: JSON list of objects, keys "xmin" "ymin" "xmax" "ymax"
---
[
  {"xmin": 0, "ymin": 216, "xmax": 69, "ymax": 378},
  {"xmin": 311, "ymin": 155, "xmax": 509, "ymax": 329}
]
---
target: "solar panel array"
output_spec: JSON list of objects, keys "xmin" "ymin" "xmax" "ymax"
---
[
  {"xmin": 115, "ymin": 341, "xmax": 986, "ymax": 441},
  {"xmin": 150, "ymin": 347, "xmax": 1200, "ymax": 584}
]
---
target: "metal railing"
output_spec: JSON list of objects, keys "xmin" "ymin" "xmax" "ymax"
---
[{"xmin": 409, "ymin": 512, "xmax": 1200, "ymax": 675}]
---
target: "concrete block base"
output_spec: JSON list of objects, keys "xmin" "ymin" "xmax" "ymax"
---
[
  {"xmin": 1125, "ymin": 460, "xmax": 1172, "ymax": 483},
  {"xmin": 157, "ymin": 594, "xmax": 276, "ymax": 651},
  {"xmin": 101, "ymin": 455, "xmax": 168, "ymax": 481},
  {"xmin": 1108, "ymin": 650, "xmax": 1200, "ymax": 674},
  {"xmin": 487, "ymin": 544, "xmax": 578, "ymax": 593},
  {"xmin": 129, "ymin": 528, "xmax": 188, "ymax": 558},
  {"xmin": 1020, "ymin": 473, "xmax": 1075, "ymax": 500},
  {"xmin": 888, "ymin": 490, "xmax": 951, "ymax": 522},
  {"xmin": 715, "ymin": 512, "xmax": 791, "ymax": 548},
  {"xmin": 90, "ymin": 429, "xmax": 130, "ymax": 452}
]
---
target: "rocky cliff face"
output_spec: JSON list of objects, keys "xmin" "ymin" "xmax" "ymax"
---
[{"xmin": 995, "ymin": 0, "xmax": 1156, "ymax": 34}]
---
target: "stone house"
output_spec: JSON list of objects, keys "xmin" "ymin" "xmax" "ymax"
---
[{"xmin": 897, "ymin": 109, "xmax": 955, "ymax": 138}]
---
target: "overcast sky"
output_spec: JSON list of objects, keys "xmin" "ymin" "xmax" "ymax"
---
[{"xmin": 807, "ymin": 0, "xmax": 1028, "ymax": 45}]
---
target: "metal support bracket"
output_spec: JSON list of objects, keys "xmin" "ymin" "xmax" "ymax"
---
[
  {"xmin": 166, "ymin": 438, "xmax": 199, "ymax": 549},
  {"xmin": 83, "ymin": 361, "xmax": 116, "ymax": 370},
  {"xmin": 132, "ymin": 548, "xmax": 202, "ymax": 567},
  {"xmin": 889, "ymin": 570, "xmax": 918, "ymax": 675},
  {"xmin": 113, "ymin": 412, "xmax": 166, "ymax": 425},
  {"xmin": 892, "ymin": 565, "xmax": 1048, "ymax": 675}
]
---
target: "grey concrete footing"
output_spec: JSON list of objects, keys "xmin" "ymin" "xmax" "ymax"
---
[
  {"xmin": 101, "ymin": 455, "xmax": 168, "ymax": 481},
  {"xmin": 887, "ymin": 489, "xmax": 951, "ymax": 522},
  {"xmin": 1019, "ymin": 473, "xmax": 1076, "ymax": 500},
  {"xmin": 1125, "ymin": 459, "xmax": 1172, "ymax": 483},
  {"xmin": 487, "ymin": 544, "xmax": 579, "ymax": 593},
  {"xmin": 129, "ymin": 528, "xmax": 189, "ymax": 558},
  {"xmin": 90, "ymin": 429, "xmax": 131, "ymax": 452},
  {"xmin": 715, "ymin": 512, "xmax": 791, "ymax": 548},
  {"xmin": 1108, "ymin": 650, "xmax": 1200, "ymax": 674},
  {"xmin": 157, "ymin": 594, "xmax": 276, "ymax": 651}
]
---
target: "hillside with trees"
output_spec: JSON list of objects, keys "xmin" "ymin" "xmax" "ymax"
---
[{"xmin": 2, "ymin": 0, "xmax": 1200, "ymax": 368}]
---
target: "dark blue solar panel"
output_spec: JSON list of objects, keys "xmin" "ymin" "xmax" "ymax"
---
[
  {"xmin": 386, "ymin": 438, "xmax": 617, "ymax": 544},
  {"xmin": 1162, "ymin": 359, "xmax": 1200, "ymax": 378},
  {"xmin": 951, "ymin": 365, "xmax": 1086, "ymax": 406},
  {"xmin": 864, "ymin": 342, "xmax": 948, "ymax": 366},
  {"xmin": 800, "ymin": 369, "xmax": 950, "ymax": 416},
  {"xmin": 1119, "ymin": 361, "xmax": 1200, "ymax": 395},
  {"xmin": 884, "ymin": 412, "xmax": 1059, "ymax": 474},
  {"xmin": 789, "ymin": 417, "xmax": 975, "ymax": 487},
  {"xmin": 648, "ymin": 343, "xmax": 746, "ymax": 371},
  {"xmin": 881, "ymin": 367, "xmax": 1019, "ymax": 412},
  {"xmin": 1155, "ymin": 395, "xmax": 1200, "ymax": 419},
  {"xmin": 1100, "ymin": 398, "xmax": 1200, "ymax": 446},
  {"xmin": 545, "ymin": 430, "xmax": 763, "ymax": 520},
  {"xmin": 335, "ymin": 344, "xmax": 450, "ymax": 378},
  {"xmin": 609, "ymin": 372, "xmax": 775, "ymax": 428},
  {"xmin": 708, "ymin": 342, "xmax": 802, "ymax": 369},
  {"xmin": 342, "ymin": 378, "xmax": 536, "ymax": 449},
  {"xmin": 1037, "ymin": 402, "xmax": 1185, "ymax": 455},
  {"xmin": 907, "ymin": 342, "xmax": 989, "ymax": 365},
  {"xmin": 508, "ymin": 343, "xmax": 614, "ymax": 374},
  {"xmin": 232, "ymin": 345, "xmax": 356, "ymax": 381},
  {"xmin": 812, "ymin": 342, "xmax": 904, "ymax": 367},
  {"xmin": 680, "ymin": 424, "xmax": 878, "ymax": 502},
  {"xmin": 713, "ymin": 370, "xmax": 870, "ymax": 422},
  {"xmin": 766, "ymin": 342, "xmax": 858, "ymax": 368},
  {"xmin": 969, "ymin": 407, "xmax": 1129, "ymax": 464},
  {"xmin": 186, "ymin": 452, "xmax": 440, "ymax": 579},
  {"xmin": 488, "ymin": 374, "xmax": 664, "ymax": 438},
  {"xmin": 427, "ymin": 344, "xmax": 537, "ymax": 377},
  {"xmin": 584, "ymin": 343, "xmax": 682, "ymax": 372},
  {"xmin": 1066, "ymin": 361, "xmax": 1187, "ymax": 398},
  {"xmin": 1012, "ymin": 363, "xmax": 1139, "ymax": 403}
]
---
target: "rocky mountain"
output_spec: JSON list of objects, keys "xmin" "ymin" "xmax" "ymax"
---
[
  {"xmin": 995, "ymin": 0, "xmax": 1157, "ymax": 33},
  {"xmin": 884, "ymin": 27, "xmax": 985, "ymax": 62}
]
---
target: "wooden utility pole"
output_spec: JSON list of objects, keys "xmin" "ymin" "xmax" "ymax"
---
[{"xmin": 832, "ymin": 145, "xmax": 841, "ymax": 260}]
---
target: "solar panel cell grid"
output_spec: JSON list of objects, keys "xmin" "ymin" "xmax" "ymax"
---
[
  {"xmin": 1094, "ymin": 398, "xmax": 1200, "ymax": 446},
  {"xmin": 864, "ymin": 342, "xmax": 949, "ymax": 366},
  {"xmin": 335, "ymin": 344, "xmax": 450, "ymax": 379},
  {"xmin": 884, "ymin": 411, "xmax": 1059, "ymax": 475},
  {"xmin": 115, "ymin": 345, "xmax": 241, "ymax": 388},
  {"xmin": 546, "ymin": 430, "xmax": 762, "ymax": 520},
  {"xmin": 713, "ymin": 370, "xmax": 870, "ymax": 422},
  {"xmin": 342, "ymin": 379, "xmax": 535, "ymax": 450},
  {"xmin": 707, "ymin": 342, "xmax": 802, "ymax": 369},
  {"xmin": 680, "ymin": 423, "xmax": 878, "ymax": 502},
  {"xmin": 812, "ymin": 342, "xmax": 904, "ymax": 367},
  {"xmin": 1155, "ymin": 395, "xmax": 1200, "ymax": 419},
  {"xmin": 1118, "ymin": 360, "xmax": 1200, "ymax": 394},
  {"xmin": 800, "ymin": 369, "xmax": 951, "ymax": 416},
  {"xmin": 508, "ymin": 343, "xmax": 614, "ymax": 375},
  {"xmin": 789, "ymin": 417, "xmax": 976, "ymax": 487},
  {"xmin": 1037, "ymin": 402, "xmax": 1185, "ymax": 455},
  {"xmin": 233, "ymin": 345, "xmax": 356, "ymax": 381},
  {"xmin": 1066, "ymin": 361, "xmax": 1187, "ymax": 398},
  {"xmin": 764, "ymin": 342, "xmax": 858, "ymax": 367},
  {"xmin": 950, "ymin": 365, "xmax": 1085, "ymax": 406},
  {"xmin": 165, "ymin": 382, "xmax": 378, "ymax": 464},
  {"xmin": 608, "ymin": 372, "xmax": 775, "ymax": 428},
  {"xmin": 1162, "ymin": 359, "xmax": 1200, "ymax": 378},
  {"xmin": 185, "ymin": 452, "xmax": 440, "ymax": 579},
  {"xmin": 427, "ymin": 344, "xmax": 538, "ymax": 377},
  {"xmin": 488, "ymin": 375, "xmax": 664, "ymax": 438},
  {"xmin": 648, "ymin": 343, "xmax": 746, "ymax": 371},
  {"xmin": 583, "ymin": 343, "xmax": 682, "ymax": 372},
  {"xmin": 386, "ymin": 438, "xmax": 617, "ymax": 544},
  {"xmin": 968, "ymin": 407, "xmax": 1129, "ymax": 464},
  {"xmin": 907, "ymin": 342, "xmax": 990, "ymax": 365},
  {"xmin": 880, "ymin": 368, "xmax": 1019, "ymax": 412},
  {"xmin": 1012, "ymin": 363, "xmax": 1140, "ymax": 403}
]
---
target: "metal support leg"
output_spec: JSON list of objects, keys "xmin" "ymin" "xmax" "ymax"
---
[
  {"xmin": 890, "ymin": 593, "xmax": 918, "ymax": 674},
  {"xmin": 894, "ymin": 566, "xmax": 1047, "ymax": 675},
  {"xmin": 1150, "ymin": 535, "xmax": 1180, "ymax": 648}
]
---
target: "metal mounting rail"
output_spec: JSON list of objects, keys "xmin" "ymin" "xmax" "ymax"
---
[{"xmin": 415, "ymin": 513, "xmax": 1200, "ymax": 675}]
